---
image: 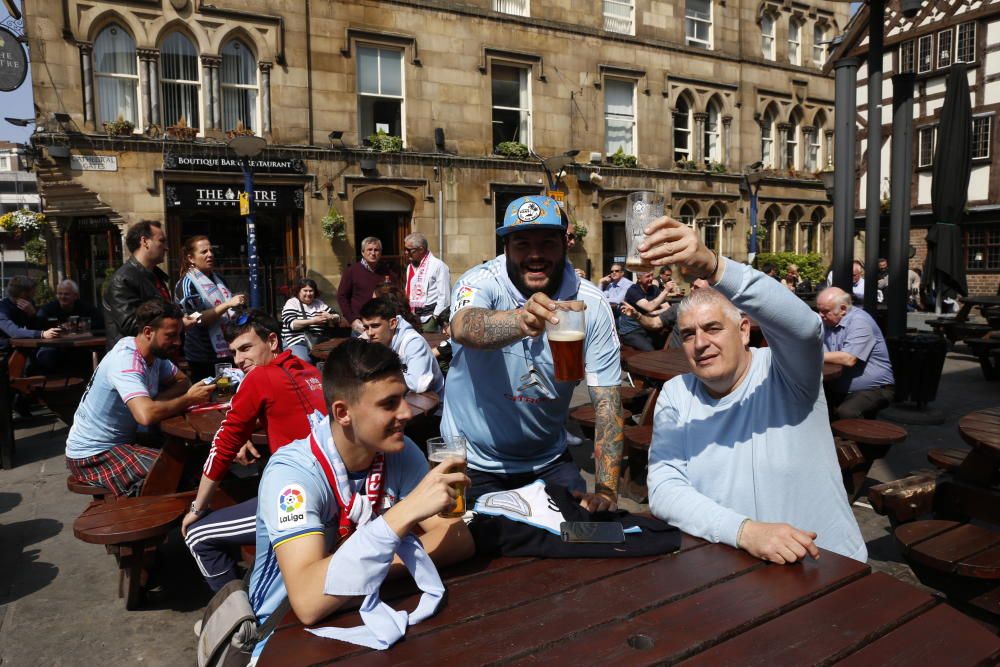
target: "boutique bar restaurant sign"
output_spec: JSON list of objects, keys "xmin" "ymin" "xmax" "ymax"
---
[
  {"xmin": 164, "ymin": 152, "xmax": 306, "ymax": 175},
  {"xmin": 0, "ymin": 26, "xmax": 28, "ymax": 92},
  {"xmin": 165, "ymin": 184, "xmax": 305, "ymax": 210}
]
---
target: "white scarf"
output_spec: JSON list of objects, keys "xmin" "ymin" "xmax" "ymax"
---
[
  {"xmin": 187, "ymin": 269, "xmax": 233, "ymax": 357},
  {"xmin": 406, "ymin": 252, "xmax": 433, "ymax": 309}
]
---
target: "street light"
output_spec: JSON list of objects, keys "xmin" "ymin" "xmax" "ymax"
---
[
  {"xmin": 531, "ymin": 149, "xmax": 580, "ymax": 190},
  {"xmin": 818, "ymin": 159, "xmax": 835, "ymax": 201},
  {"xmin": 228, "ymin": 134, "xmax": 267, "ymax": 309}
]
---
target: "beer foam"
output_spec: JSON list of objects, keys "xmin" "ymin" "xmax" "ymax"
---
[{"xmin": 547, "ymin": 330, "xmax": 585, "ymax": 342}]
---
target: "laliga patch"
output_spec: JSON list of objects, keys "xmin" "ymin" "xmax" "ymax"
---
[
  {"xmin": 516, "ymin": 200, "xmax": 542, "ymax": 222},
  {"xmin": 455, "ymin": 285, "xmax": 477, "ymax": 310},
  {"xmin": 276, "ymin": 483, "xmax": 308, "ymax": 528}
]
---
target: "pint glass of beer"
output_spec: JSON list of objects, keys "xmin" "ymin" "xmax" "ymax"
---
[
  {"xmin": 547, "ymin": 300, "xmax": 586, "ymax": 383},
  {"xmin": 625, "ymin": 191, "xmax": 665, "ymax": 273},
  {"xmin": 426, "ymin": 436, "xmax": 467, "ymax": 518}
]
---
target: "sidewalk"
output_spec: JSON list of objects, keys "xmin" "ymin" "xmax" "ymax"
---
[{"xmin": 0, "ymin": 312, "xmax": 995, "ymax": 664}]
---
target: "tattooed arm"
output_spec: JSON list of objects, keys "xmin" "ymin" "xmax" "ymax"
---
[
  {"xmin": 451, "ymin": 293, "xmax": 559, "ymax": 350},
  {"xmin": 579, "ymin": 384, "xmax": 624, "ymax": 512}
]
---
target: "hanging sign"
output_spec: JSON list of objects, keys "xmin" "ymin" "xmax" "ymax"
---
[
  {"xmin": 0, "ymin": 26, "xmax": 28, "ymax": 92},
  {"xmin": 239, "ymin": 191, "xmax": 250, "ymax": 216},
  {"xmin": 164, "ymin": 152, "xmax": 306, "ymax": 174},
  {"xmin": 165, "ymin": 183, "xmax": 305, "ymax": 211}
]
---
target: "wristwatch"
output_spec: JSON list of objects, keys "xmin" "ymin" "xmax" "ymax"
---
[{"xmin": 189, "ymin": 502, "xmax": 208, "ymax": 518}]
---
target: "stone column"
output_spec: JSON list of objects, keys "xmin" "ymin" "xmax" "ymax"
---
[
  {"xmin": 200, "ymin": 55, "xmax": 217, "ymax": 129},
  {"xmin": 79, "ymin": 42, "xmax": 95, "ymax": 127},
  {"xmin": 721, "ymin": 116, "xmax": 732, "ymax": 168},
  {"xmin": 693, "ymin": 112, "xmax": 707, "ymax": 165},
  {"xmin": 149, "ymin": 53, "xmax": 161, "ymax": 127},
  {"xmin": 259, "ymin": 62, "xmax": 272, "ymax": 135},
  {"xmin": 777, "ymin": 122, "xmax": 791, "ymax": 169},
  {"xmin": 212, "ymin": 61, "xmax": 222, "ymax": 131},
  {"xmin": 138, "ymin": 49, "xmax": 157, "ymax": 130}
]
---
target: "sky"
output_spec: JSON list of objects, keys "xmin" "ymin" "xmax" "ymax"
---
[{"xmin": 0, "ymin": 0, "xmax": 32, "ymax": 144}]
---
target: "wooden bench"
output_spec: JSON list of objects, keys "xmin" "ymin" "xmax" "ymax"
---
[
  {"xmin": 867, "ymin": 473, "xmax": 939, "ymax": 526},
  {"xmin": 831, "ymin": 419, "xmax": 908, "ymax": 503},
  {"xmin": 963, "ymin": 338, "xmax": 1000, "ymax": 381},
  {"xmin": 928, "ymin": 447, "xmax": 967, "ymax": 473},
  {"xmin": 835, "ymin": 437, "xmax": 868, "ymax": 503},
  {"xmin": 7, "ymin": 349, "xmax": 87, "ymax": 426},
  {"xmin": 928, "ymin": 319, "xmax": 990, "ymax": 344},
  {"xmin": 67, "ymin": 474, "xmax": 112, "ymax": 501}
]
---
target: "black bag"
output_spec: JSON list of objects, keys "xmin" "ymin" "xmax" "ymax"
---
[{"xmin": 299, "ymin": 301, "xmax": 331, "ymax": 349}]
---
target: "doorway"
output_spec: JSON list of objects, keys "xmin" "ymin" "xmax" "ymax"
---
[{"xmin": 353, "ymin": 189, "xmax": 413, "ymax": 277}]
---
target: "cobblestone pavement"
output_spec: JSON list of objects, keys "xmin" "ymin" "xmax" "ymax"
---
[{"xmin": 0, "ymin": 313, "xmax": 994, "ymax": 664}]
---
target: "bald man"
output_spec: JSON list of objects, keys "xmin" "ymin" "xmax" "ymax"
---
[{"xmin": 817, "ymin": 287, "xmax": 894, "ymax": 419}]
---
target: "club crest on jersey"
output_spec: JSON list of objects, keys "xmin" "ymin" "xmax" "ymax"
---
[{"xmin": 277, "ymin": 483, "xmax": 307, "ymax": 527}]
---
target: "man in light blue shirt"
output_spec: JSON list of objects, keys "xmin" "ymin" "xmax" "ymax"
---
[
  {"xmin": 599, "ymin": 262, "xmax": 633, "ymax": 313},
  {"xmin": 641, "ymin": 217, "xmax": 866, "ymax": 564},
  {"xmin": 65, "ymin": 300, "xmax": 215, "ymax": 496},
  {"xmin": 818, "ymin": 287, "xmax": 895, "ymax": 419},
  {"xmin": 360, "ymin": 297, "xmax": 445, "ymax": 400},
  {"xmin": 443, "ymin": 195, "xmax": 624, "ymax": 512}
]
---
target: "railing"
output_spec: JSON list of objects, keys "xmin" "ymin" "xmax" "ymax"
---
[
  {"xmin": 603, "ymin": 1, "xmax": 634, "ymax": 35},
  {"xmin": 493, "ymin": 0, "xmax": 529, "ymax": 17}
]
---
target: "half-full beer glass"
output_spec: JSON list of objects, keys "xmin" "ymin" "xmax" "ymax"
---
[
  {"xmin": 547, "ymin": 300, "xmax": 586, "ymax": 383},
  {"xmin": 625, "ymin": 191, "xmax": 665, "ymax": 273},
  {"xmin": 427, "ymin": 436, "xmax": 467, "ymax": 518}
]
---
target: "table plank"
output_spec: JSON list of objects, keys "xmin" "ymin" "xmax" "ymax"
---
[
  {"xmin": 905, "ymin": 523, "xmax": 1000, "ymax": 575},
  {"xmin": 515, "ymin": 551, "xmax": 868, "ymax": 665},
  {"xmin": 334, "ymin": 545, "xmax": 761, "ymax": 667},
  {"xmin": 833, "ymin": 604, "xmax": 1000, "ymax": 666},
  {"xmin": 678, "ymin": 572, "xmax": 936, "ymax": 667}
]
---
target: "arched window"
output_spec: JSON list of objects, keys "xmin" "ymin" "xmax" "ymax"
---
[
  {"xmin": 788, "ymin": 19, "xmax": 802, "ymax": 65},
  {"xmin": 813, "ymin": 23, "xmax": 827, "ymax": 66},
  {"xmin": 161, "ymin": 32, "xmax": 200, "ymax": 130},
  {"xmin": 760, "ymin": 110, "xmax": 775, "ymax": 168},
  {"xmin": 94, "ymin": 23, "xmax": 139, "ymax": 127},
  {"xmin": 761, "ymin": 14, "xmax": 776, "ymax": 60},
  {"xmin": 785, "ymin": 116, "xmax": 800, "ymax": 169},
  {"xmin": 807, "ymin": 115, "xmax": 825, "ymax": 171},
  {"xmin": 786, "ymin": 208, "xmax": 800, "ymax": 252},
  {"xmin": 764, "ymin": 205, "xmax": 779, "ymax": 252},
  {"xmin": 808, "ymin": 207, "xmax": 824, "ymax": 253},
  {"xmin": 679, "ymin": 202, "xmax": 696, "ymax": 228},
  {"xmin": 221, "ymin": 39, "xmax": 258, "ymax": 132},
  {"xmin": 704, "ymin": 101, "xmax": 721, "ymax": 163},
  {"xmin": 674, "ymin": 97, "xmax": 692, "ymax": 163},
  {"xmin": 705, "ymin": 204, "xmax": 724, "ymax": 252}
]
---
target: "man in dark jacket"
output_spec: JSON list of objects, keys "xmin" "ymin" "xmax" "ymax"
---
[
  {"xmin": 103, "ymin": 220, "xmax": 172, "ymax": 349},
  {"xmin": 336, "ymin": 236, "xmax": 398, "ymax": 335},
  {"xmin": 0, "ymin": 276, "xmax": 62, "ymax": 350}
]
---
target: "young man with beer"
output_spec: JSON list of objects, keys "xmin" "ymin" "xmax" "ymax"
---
[
  {"xmin": 443, "ymin": 195, "xmax": 624, "ymax": 512},
  {"xmin": 248, "ymin": 340, "xmax": 473, "ymax": 657}
]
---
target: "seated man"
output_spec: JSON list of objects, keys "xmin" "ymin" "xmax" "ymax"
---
[
  {"xmin": 0, "ymin": 275, "xmax": 61, "ymax": 350},
  {"xmin": 360, "ymin": 297, "xmax": 444, "ymax": 400},
  {"xmin": 817, "ymin": 287, "xmax": 895, "ymax": 419},
  {"xmin": 248, "ymin": 340, "xmax": 473, "ymax": 658},
  {"xmin": 641, "ymin": 217, "xmax": 866, "ymax": 564},
  {"xmin": 65, "ymin": 300, "xmax": 215, "ymax": 497},
  {"xmin": 36, "ymin": 279, "xmax": 104, "ymax": 372},
  {"xmin": 182, "ymin": 310, "xmax": 328, "ymax": 592},
  {"xmin": 618, "ymin": 270, "xmax": 671, "ymax": 351}
]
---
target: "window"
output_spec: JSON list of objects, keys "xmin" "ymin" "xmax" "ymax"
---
[
  {"xmin": 160, "ymin": 33, "xmax": 200, "ymax": 130},
  {"xmin": 761, "ymin": 15, "xmax": 775, "ymax": 60},
  {"xmin": 900, "ymin": 40, "xmax": 915, "ymax": 73},
  {"xmin": 965, "ymin": 227, "xmax": 1000, "ymax": 270},
  {"xmin": 812, "ymin": 24, "xmax": 826, "ymax": 66},
  {"xmin": 704, "ymin": 102, "xmax": 720, "ymax": 163},
  {"xmin": 788, "ymin": 20, "xmax": 801, "ymax": 66},
  {"xmin": 918, "ymin": 34, "xmax": 933, "ymax": 73},
  {"xmin": 221, "ymin": 40, "xmax": 258, "ymax": 133},
  {"xmin": 704, "ymin": 204, "xmax": 724, "ymax": 252},
  {"xmin": 674, "ymin": 97, "xmax": 692, "ymax": 163},
  {"xmin": 94, "ymin": 24, "xmax": 139, "ymax": 127},
  {"xmin": 357, "ymin": 45, "xmax": 403, "ymax": 141},
  {"xmin": 972, "ymin": 116, "xmax": 992, "ymax": 160},
  {"xmin": 918, "ymin": 126, "xmax": 936, "ymax": 167},
  {"xmin": 686, "ymin": 0, "xmax": 713, "ymax": 49},
  {"xmin": 604, "ymin": 0, "xmax": 634, "ymax": 35},
  {"xmin": 785, "ymin": 120, "xmax": 799, "ymax": 169},
  {"xmin": 493, "ymin": 0, "xmax": 529, "ymax": 16},
  {"xmin": 760, "ymin": 111, "xmax": 774, "ymax": 168},
  {"xmin": 785, "ymin": 209, "xmax": 799, "ymax": 252},
  {"xmin": 764, "ymin": 206, "xmax": 779, "ymax": 252},
  {"xmin": 938, "ymin": 29, "xmax": 953, "ymax": 69},
  {"xmin": 801, "ymin": 223, "xmax": 816, "ymax": 254},
  {"xmin": 957, "ymin": 22, "xmax": 976, "ymax": 63},
  {"xmin": 492, "ymin": 63, "xmax": 530, "ymax": 149},
  {"xmin": 605, "ymin": 78, "xmax": 636, "ymax": 156},
  {"xmin": 806, "ymin": 128, "xmax": 821, "ymax": 171},
  {"xmin": 679, "ymin": 203, "xmax": 696, "ymax": 228}
]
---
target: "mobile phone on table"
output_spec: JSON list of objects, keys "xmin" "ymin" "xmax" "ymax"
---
[{"xmin": 560, "ymin": 521, "xmax": 626, "ymax": 544}]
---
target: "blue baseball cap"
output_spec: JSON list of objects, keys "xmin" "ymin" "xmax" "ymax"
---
[{"xmin": 497, "ymin": 195, "xmax": 566, "ymax": 237}]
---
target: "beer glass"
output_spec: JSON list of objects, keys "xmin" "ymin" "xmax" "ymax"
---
[
  {"xmin": 546, "ymin": 300, "xmax": 586, "ymax": 383},
  {"xmin": 426, "ymin": 436, "xmax": 467, "ymax": 518},
  {"xmin": 214, "ymin": 362, "xmax": 234, "ymax": 400},
  {"xmin": 625, "ymin": 191, "xmax": 665, "ymax": 273}
]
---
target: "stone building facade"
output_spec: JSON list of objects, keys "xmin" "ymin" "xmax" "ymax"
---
[{"xmin": 22, "ymin": 0, "xmax": 848, "ymax": 307}]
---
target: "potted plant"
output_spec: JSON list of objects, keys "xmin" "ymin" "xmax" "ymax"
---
[
  {"xmin": 572, "ymin": 220, "xmax": 588, "ymax": 241},
  {"xmin": 608, "ymin": 147, "xmax": 637, "ymax": 168},
  {"xmin": 166, "ymin": 116, "xmax": 197, "ymax": 141},
  {"xmin": 495, "ymin": 141, "xmax": 529, "ymax": 159},
  {"xmin": 226, "ymin": 120, "xmax": 256, "ymax": 139},
  {"xmin": 367, "ymin": 129, "xmax": 403, "ymax": 153},
  {"xmin": 706, "ymin": 161, "xmax": 727, "ymax": 174},
  {"xmin": 321, "ymin": 207, "xmax": 348, "ymax": 241},
  {"xmin": 0, "ymin": 208, "xmax": 46, "ymax": 237},
  {"xmin": 103, "ymin": 116, "xmax": 135, "ymax": 136},
  {"xmin": 675, "ymin": 158, "xmax": 698, "ymax": 171}
]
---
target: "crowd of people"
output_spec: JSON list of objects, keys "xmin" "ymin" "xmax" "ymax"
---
[{"xmin": 0, "ymin": 194, "xmax": 890, "ymax": 655}]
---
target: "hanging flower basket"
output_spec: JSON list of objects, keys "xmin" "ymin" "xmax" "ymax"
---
[
  {"xmin": 321, "ymin": 208, "xmax": 348, "ymax": 241},
  {"xmin": 0, "ymin": 209, "xmax": 47, "ymax": 237}
]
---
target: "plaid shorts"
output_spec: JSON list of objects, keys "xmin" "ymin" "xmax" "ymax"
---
[{"xmin": 66, "ymin": 443, "xmax": 160, "ymax": 497}]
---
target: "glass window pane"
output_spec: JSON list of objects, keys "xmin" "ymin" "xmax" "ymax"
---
[
  {"xmin": 605, "ymin": 79, "xmax": 634, "ymax": 115},
  {"xmin": 606, "ymin": 118, "xmax": 633, "ymax": 155},
  {"xmin": 492, "ymin": 65, "xmax": 522, "ymax": 109},
  {"xmin": 162, "ymin": 33, "xmax": 198, "ymax": 81},
  {"xmin": 357, "ymin": 46, "xmax": 380, "ymax": 94},
  {"xmin": 380, "ymin": 49, "xmax": 403, "ymax": 97},
  {"xmin": 686, "ymin": 0, "xmax": 711, "ymax": 21},
  {"xmin": 222, "ymin": 41, "xmax": 256, "ymax": 85},
  {"xmin": 94, "ymin": 24, "xmax": 137, "ymax": 75}
]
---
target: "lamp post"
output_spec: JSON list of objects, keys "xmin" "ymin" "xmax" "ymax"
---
[
  {"xmin": 531, "ymin": 149, "xmax": 580, "ymax": 191},
  {"xmin": 743, "ymin": 165, "xmax": 764, "ymax": 263},
  {"xmin": 227, "ymin": 134, "xmax": 267, "ymax": 309}
]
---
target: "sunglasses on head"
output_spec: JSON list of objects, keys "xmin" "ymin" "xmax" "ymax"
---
[{"xmin": 235, "ymin": 312, "xmax": 252, "ymax": 326}]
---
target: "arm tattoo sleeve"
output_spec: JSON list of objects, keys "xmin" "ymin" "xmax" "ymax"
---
[
  {"xmin": 455, "ymin": 307, "xmax": 523, "ymax": 349},
  {"xmin": 589, "ymin": 385, "xmax": 624, "ymax": 499}
]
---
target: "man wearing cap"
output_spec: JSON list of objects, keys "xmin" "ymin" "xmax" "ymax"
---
[{"xmin": 443, "ymin": 195, "xmax": 624, "ymax": 512}]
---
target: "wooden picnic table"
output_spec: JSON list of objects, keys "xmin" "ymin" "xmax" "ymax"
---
[
  {"xmin": 626, "ymin": 348, "xmax": 841, "ymax": 383},
  {"xmin": 10, "ymin": 333, "xmax": 107, "ymax": 370},
  {"xmin": 955, "ymin": 295, "xmax": 1000, "ymax": 323},
  {"xmin": 258, "ymin": 537, "xmax": 1000, "ymax": 666}
]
